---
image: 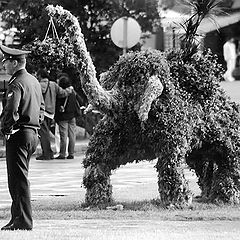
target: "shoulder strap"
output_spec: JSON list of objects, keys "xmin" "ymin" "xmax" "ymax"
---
[
  {"xmin": 43, "ymin": 80, "xmax": 50, "ymax": 99},
  {"xmin": 63, "ymin": 96, "xmax": 68, "ymax": 108}
]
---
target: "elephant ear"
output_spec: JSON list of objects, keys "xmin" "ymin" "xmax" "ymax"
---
[{"xmin": 134, "ymin": 75, "xmax": 163, "ymax": 122}]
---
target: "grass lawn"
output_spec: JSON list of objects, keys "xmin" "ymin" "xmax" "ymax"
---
[{"xmin": 0, "ymin": 194, "xmax": 240, "ymax": 240}]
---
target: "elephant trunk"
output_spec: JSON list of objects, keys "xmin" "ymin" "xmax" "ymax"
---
[{"xmin": 46, "ymin": 5, "xmax": 116, "ymax": 114}]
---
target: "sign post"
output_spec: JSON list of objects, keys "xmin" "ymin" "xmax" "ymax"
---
[
  {"xmin": 110, "ymin": 17, "xmax": 141, "ymax": 55},
  {"xmin": 123, "ymin": 17, "xmax": 128, "ymax": 54}
]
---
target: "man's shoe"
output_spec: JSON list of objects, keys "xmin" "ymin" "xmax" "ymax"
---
[
  {"xmin": 55, "ymin": 155, "xmax": 66, "ymax": 159},
  {"xmin": 36, "ymin": 155, "xmax": 53, "ymax": 160},
  {"xmin": 67, "ymin": 155, "xmax": 74, "ymax": 159},
  {"xmin": 1, "ymin": 221, "xmax": 13, "ymax": 230},
  {"xmin": 1, "ymin": 224, "xmax": 32, "ymax": 231}
]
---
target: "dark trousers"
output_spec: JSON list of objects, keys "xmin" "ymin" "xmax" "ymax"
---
[
  {"xmin": 38, "ymin": 117, "xmax": 54, "ymax": 158},
  {"xmin": 6, "ymin": 128, "xmax": 38, "ymax": 229}
]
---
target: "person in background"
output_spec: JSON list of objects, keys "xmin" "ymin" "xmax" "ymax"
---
[
  {"xmin": 0, "ymin": 45, "xmax": 44, "ymax": 231},
  {"xmin": 54, "ymin": 74, "xmax": 83, "ymax": 159},
  {"xmin": 36, "ymin": 68, "xmax": 73, "ymax": 160},
  {"xmin": 223, "ymin": 37, "xmax": 236, "ymax": 82},
  {"xmin": 54, "ymin": 122, "xmax": 60, "ymax": 155}
]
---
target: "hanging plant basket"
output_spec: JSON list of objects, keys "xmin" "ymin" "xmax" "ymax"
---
[
  {"xmin": 23, "ymin": 16, "xmax": 83, "ymax": 82},
  {"xmin": 25, "ymin": 36, "xmax": 79, "ymax": 76}
]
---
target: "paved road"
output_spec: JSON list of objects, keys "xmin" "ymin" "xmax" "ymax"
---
[
  {"xmin": 0, "ymin": 140, "xmax": 88, "ymax": 208},
  {"xmin": 220, "ymin": 80, "xmax": 240, "ymax": 103},
  {"xmin": 0, "ymin": 151, "xmax": 158, "ymax": 208},
  {"xmin": 0, "ymin": 148, "xmax": 200, "ymax": 209},
  {"xmin": 0, "ymin": 154, "xmax": 163, "ymax": 208}
]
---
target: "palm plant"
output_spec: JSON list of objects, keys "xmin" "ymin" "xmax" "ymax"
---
[{"xmin": 180, "ymin": 0, "xmax": 224, "ymax": 60}]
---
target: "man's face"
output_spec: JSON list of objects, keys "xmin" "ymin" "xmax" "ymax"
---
[{"xmin": 2, "ymin": 58, "xmax": 16, "ymax": 75}]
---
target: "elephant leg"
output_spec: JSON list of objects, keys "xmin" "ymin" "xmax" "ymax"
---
[
  {"xmin": 156, "ymin": 157, "xmax": 192, "ymax": 207},
  {"xmin": 187, "ymin": 144, "xmax": 240, "ymax": 204},
  {"xmin": 206, "ymin": 146, "xmax": 240, "ymax": 204},
  {"xmin": 186, "ymin": 150, "xmax": 214, "ymax": 200},
  {"xmin": 209, "ymin": 164, "xmax": 240, "ymax": 204},
  {"xmin": 82, "ymin": 117, "xmax": 117, "ymax": 206},
  {"xmin": 83, "ymin": 163, "xmax": 113, "ymax": 206}
]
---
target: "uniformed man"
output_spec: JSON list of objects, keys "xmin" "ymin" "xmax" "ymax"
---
[{"xmin": 0, "ymin": 45, "xmax": 45, "ymax": 231}]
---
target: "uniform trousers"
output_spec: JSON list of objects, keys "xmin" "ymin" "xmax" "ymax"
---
[{"xmin": 6, "ymin": 128, "xmax": 38, "ymax": 229}]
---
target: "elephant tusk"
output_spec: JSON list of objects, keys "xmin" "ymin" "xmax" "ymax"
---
[{"xmin": 136, "ymin": 75, "xmax": 164, "ymax": 122}]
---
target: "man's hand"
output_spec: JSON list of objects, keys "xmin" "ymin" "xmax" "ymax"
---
[
  {"xmin": 1, "ymin": 128, "xmax": 12, "ymax": 140},
  {"xmin": 66, "ymin": 86, "xmax": 74, "ymax": 93},
  {"xmin": 82, "ymin": 104, "xmax": 101, "ymax": 115}
]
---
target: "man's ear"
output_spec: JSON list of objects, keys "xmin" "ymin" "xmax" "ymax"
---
[
  {"xmin": 12, "ymin": 59, "xmax": 19, "ymax": 67},
  {"xmin": 134, "ymin": 75, "xmax": 163, "ymax": 122}
]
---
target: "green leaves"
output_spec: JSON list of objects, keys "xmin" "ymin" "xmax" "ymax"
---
[
  {"xmin": 24, "ymin": 36, "xmax": 81, "ymax": 76},
  {"xmin": 180, "ymin": 0, "xmax": 224, "ymax": 61},
  {"xmin": 84, "ymin": 46, "xmax": 240, "ymax": 205}
]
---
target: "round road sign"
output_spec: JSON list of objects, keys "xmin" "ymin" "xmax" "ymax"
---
[{"xmin": 110, "ymin": 17, "xmax": 141, "ymax": 49}]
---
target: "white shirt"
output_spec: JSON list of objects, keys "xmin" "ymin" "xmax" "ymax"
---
[{"xmin": 223, "ymin": 41, "xmax": 236, "ymax": 61}]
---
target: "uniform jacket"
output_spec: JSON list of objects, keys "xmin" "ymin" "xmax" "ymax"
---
[
  {"xmin": 1, "ymin": 69, "xmax": 45, "ymax": 134},
  {"xmin": 40, "ymin": 78, "xmax": 71, "ymax": 116}
]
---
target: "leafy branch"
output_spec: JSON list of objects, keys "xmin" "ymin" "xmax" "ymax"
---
[{"xmin": 180, "ymin": 0, "xmax": 224, "ymax": 61}]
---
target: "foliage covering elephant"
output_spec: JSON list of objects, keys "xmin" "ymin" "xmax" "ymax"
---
[{"xmin": 46, "ymin": 4, "xmax": 240, "ymax": 207}]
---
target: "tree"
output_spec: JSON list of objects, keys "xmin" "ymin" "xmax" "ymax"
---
[{"xmin": 0, "ymin": 0, "xmax": 160, "ymax": 74}]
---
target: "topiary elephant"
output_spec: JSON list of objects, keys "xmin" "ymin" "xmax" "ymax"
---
[{"xmin": 46, "ymin": 4, "xmax": 240, "ymax": 207}]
